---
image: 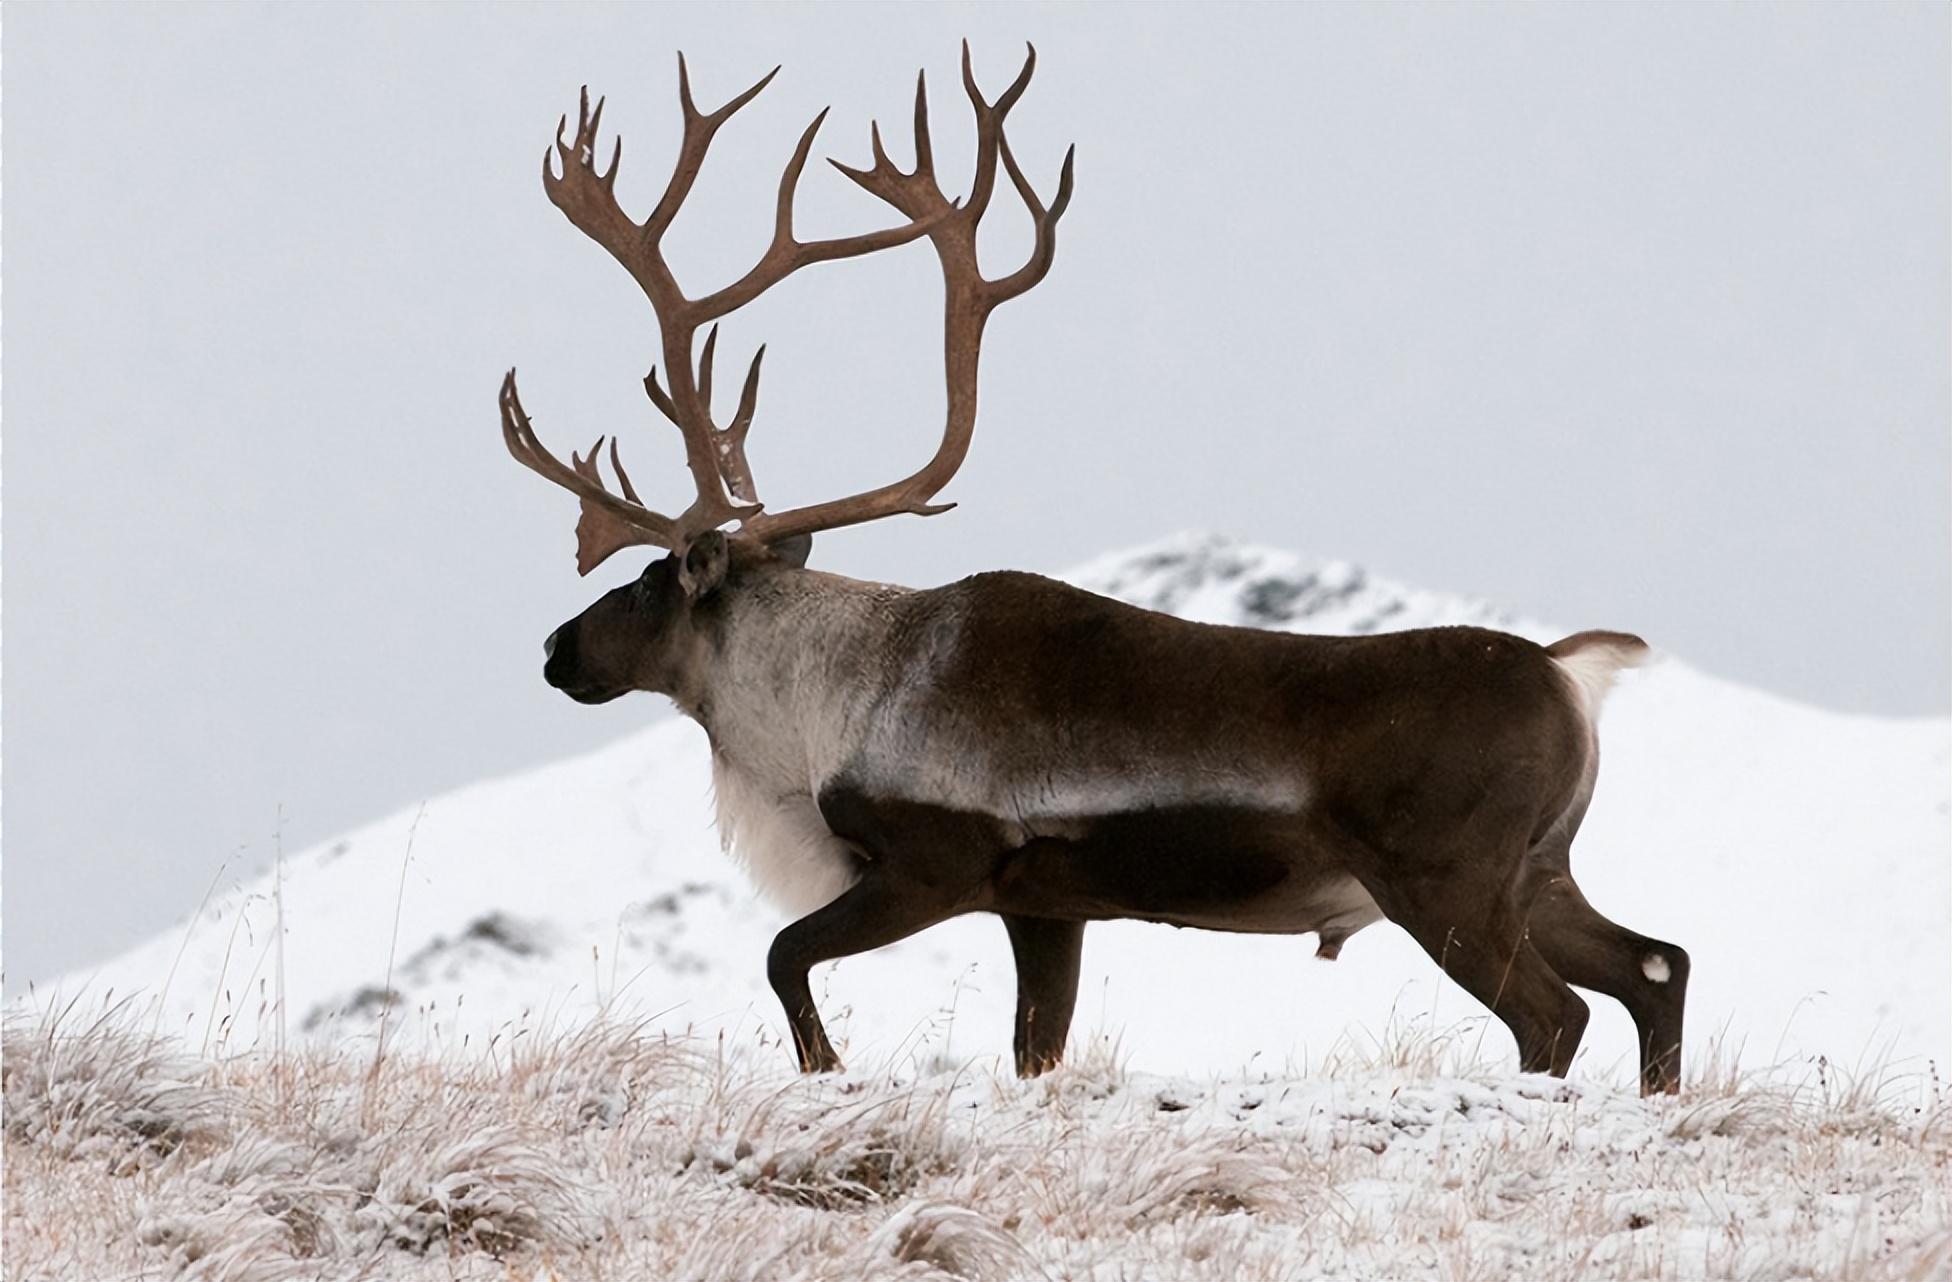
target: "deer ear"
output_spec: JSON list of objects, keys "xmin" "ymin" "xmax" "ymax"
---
[
  {"xmin": 679, "ymin": 530, "xmax": 731, "ymax": 599},
  {"xmin": 769, "ymin": 533, "xmax": 813, "ymax": 569}
]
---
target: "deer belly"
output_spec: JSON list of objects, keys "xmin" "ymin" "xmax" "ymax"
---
[{"xmin": 994, "ymin": 805, "xmax": 1383, "ymax": 938}]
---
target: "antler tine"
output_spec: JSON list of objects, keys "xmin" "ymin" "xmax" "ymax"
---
[
  {"xmin": 648, "ymin": 333, "xmax": 766, "ymax": 505},
  {"xmin": 956, "ymin": 41, "xmax": 1037, "ymax": 225},
  {"xmin": 697, "ymin": 324, "xmax": 719, "ymax": 416},
  {"xmin": 773, "ymin": 108, "xmax": 830, "ymax": 244},
  {"xmin": 650, "ymin": 56, "xmax": 780, "ymax": 237},
  {"xmin": 716, "ymin": 345, "xmax": 767, "ymax": 505},
  {"xmin": 643, "ymin": 367, "xmax": 680, "ymax": 426},
  {"xmin": 730, "ymin": 346, "xmax": 766, "ymax": 440},
  {"xmin": 912, "ymin": 70, "xmax": 935, "ymax": 177},
  {"xmin": 606, "ymin": 437, "xmax": 642, "ymax": 504},
  {"xmin": 739, "ymin": 44, "xmax": 1072, "ymax": 545},
  {"xmin": 692, "ymin": 322, "xmax": 769, "ymax": 505},
  {"xmin": 584, "ymin": 89, "xmax": 605, "ymax": 153},
  {"xmin": 823, "ymin": 44, "xmax": 1038, "ymax": 229},
  {"xmin": 500, "ymin": 371, "xmax": 680, "ymax": 572},
  {"xmin": 502, "ymin": 372, "xmax": 650, "ymax": 528},
  {"xmin": 690, "ymin": 113, "xmax": 946, "ymax": 322},
  {"xmin": 544, "ymin": 87, "xmax": 639, "ymax": 270},
  {"xmin": 989, "ymin": 138, "xmax": 1076, "ymax": 304},
  {"xmin": 985, "ymin": 41, "xmax": 1039, "ymax": 116}
]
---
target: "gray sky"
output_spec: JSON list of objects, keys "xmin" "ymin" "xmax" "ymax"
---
[{"xmin": 6, "ymin": 3, "xmax": 1948, "ymax": 987}]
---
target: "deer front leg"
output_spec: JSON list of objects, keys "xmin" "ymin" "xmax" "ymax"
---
[
  {"xmin": 1001, "ymin": 915, "xmax": 1084, "ymax": 1077},
  {"xmin": 765, "ymin": 872, "xmax": 959, "ymax": 1073}
]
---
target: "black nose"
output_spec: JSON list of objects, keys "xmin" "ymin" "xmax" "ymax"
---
[{"xmin": 543, "ymin": 622, "xmax": 578, "ymax": 689}]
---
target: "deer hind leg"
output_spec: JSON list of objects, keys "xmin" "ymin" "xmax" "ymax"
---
[
  {"xmin": 1379, "ymin": 874, "xmax": 1591, "ymax": 1077},
  {"xmin": 1524, "ymin": 875, "xmax": 1689, "ymax": 1095},
  {"xmin": 1000, "ymin": 915, "xmax": 1084, "ymax": 1078},
  {"xmin": 765, "ymin": 872, "xmax": 962, "ymax": 1074}
]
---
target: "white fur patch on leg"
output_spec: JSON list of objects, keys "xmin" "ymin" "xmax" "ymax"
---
[{"xmin": 1642, "ymin": 953, "xmax": 1672, "ymax": 984}]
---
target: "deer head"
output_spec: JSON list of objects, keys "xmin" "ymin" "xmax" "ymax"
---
[{"xmin": 505, "ymin": 45, "xmax": 1072, "ymax": 704}]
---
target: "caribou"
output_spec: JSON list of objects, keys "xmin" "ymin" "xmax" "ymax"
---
[{"xmin": 501, "ymin": 47, "xmax": 1690, "ymax": 1095}]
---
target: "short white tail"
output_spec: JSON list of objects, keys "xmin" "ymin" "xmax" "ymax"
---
[{"xmin": 1547, "ymin": 629, "xmax": 1651, "ymax": 724}]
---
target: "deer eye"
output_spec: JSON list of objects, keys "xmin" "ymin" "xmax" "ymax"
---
[{"xmin": 633, "ymin": 560, "xmax": 670, "ymax": 602}]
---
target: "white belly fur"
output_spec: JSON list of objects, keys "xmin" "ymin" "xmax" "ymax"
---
[{"xmin": 711, "ymin": 757, "xmax": 860, "ymax": 919}]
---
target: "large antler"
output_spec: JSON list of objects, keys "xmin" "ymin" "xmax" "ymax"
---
[
  {"xmin": 504, "ymin": 47, "xmax": 1072, "ymax": 571},
  {"xmin": 738, "ymin": 43, "xmax": 1073, "ymax": 544}
]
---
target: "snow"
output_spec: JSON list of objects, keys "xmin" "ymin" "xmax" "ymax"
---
[
  {"xmin": 33, "ymin": 532, "xmax": 1952, "ymax": 1088},
  {"xmin": 7, "ymin": 1017, "xmax": 1947, "ymax": 1280}
]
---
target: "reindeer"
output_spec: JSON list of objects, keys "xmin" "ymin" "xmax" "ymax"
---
[{"xmin": 500, "ymin": 47, "xmax": 1690, "ymax": 1095}]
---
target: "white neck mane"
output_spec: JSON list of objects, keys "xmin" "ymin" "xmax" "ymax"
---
[{"xmin": 694, "ymin": 569, "xmax": 917, "ymax": 917}]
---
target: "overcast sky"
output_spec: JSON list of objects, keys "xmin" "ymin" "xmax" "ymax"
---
[{"xmin": 5, "ymin": 3, "xmax": 1947, "ymax": 987}]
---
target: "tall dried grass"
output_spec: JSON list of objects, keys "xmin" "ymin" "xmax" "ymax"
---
[{"xmin": 5, "ymin": 1000, "xmax": 1947, "ymax": 1281}]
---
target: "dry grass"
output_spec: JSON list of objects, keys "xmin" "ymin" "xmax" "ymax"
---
[{"xmin": 5, "ymin": 1004, "xmax": 1948, "ymax": 1281}]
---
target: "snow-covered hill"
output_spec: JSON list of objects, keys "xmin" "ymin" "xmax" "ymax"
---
[{"xmin": 44, "ymin": 534, "xmax": 1952, "ymax": 1084}]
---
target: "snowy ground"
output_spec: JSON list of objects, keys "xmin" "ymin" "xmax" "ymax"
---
[
  {"xmin": 6, "ymin": 1013, "xmax": 1948, "ymax": 1281},
  {"xmin": 12, "ymin": 534, "xmax": 1950, "ymax": 1279}
]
